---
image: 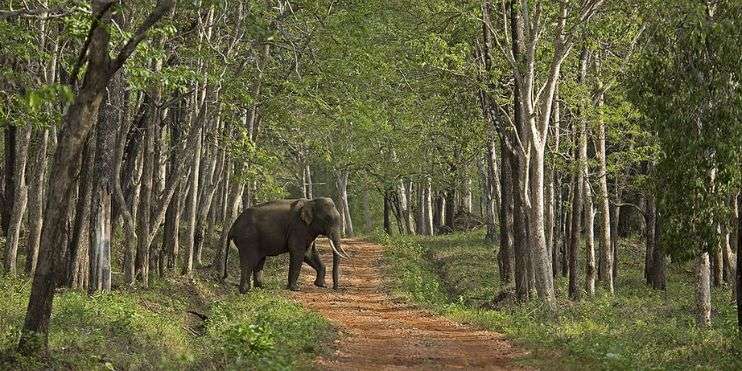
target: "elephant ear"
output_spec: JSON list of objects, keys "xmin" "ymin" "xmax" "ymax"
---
[{"xmin": 298, "ymin": 200, "xmax": 313, "ymax": 225}]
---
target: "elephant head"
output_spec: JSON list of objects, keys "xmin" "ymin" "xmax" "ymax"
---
[{"xmin": 296, "ymin": 197, "xmax": 350, "ymax": 259}]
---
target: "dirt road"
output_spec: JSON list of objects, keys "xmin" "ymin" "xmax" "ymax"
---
[{"xmin": 290, "ymin": 239, "xmax": 527, "ymax": 370}]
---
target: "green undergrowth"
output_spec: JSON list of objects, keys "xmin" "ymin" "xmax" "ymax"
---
[
  {"xmin": 374, "ymin": 229, "xmax": 742, "ymax": 370},
  {"xmin": 0, "ymin": 246, "xmax": 333, "ymax": 370}
]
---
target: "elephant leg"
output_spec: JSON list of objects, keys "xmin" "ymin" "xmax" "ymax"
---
[
  {"xmin": 239, "ymin": 263, "xmax": 252, "ymax": 294},
  {"xmin": 238, "ymin": 248, "xmax": 257, "ymax": 294},
  {"xmin": 253, "ymin": 257, "xmax": 266, "ymax": 288},
  {"xmin": 287, "ymin": 251, "xmax": 303, "ymax": 291},
  {"xmin": 304, "ymin": 245, "xmax": 326, "ymax": 287}
]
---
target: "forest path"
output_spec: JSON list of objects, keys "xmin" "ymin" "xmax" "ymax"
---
[{"xmin": 289, "ymin": 239, "xmax": 527, "ymax": 370}]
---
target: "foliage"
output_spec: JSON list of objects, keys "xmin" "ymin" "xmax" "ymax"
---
[
  {"xmin": 379, "ymin": 230, "xmax": 742, "ymax": 369},
  {"xmin": 0, "ymin": 256, "xmax": 333, "ymax": 370}
]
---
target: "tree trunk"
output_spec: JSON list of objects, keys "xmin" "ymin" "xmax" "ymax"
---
[
  {"xmin": 484, "ymin": 140, "xmax": 500, "ymax": 242},
  {"xmin": 696, "ymin": 252, "xmax": 711, "ymax": 327},
  {"xmin": 26, "ymin": 129, "xmax": 49, "ymax": 275},
  {"xmin": 651, "ymin": 209, "xmax": 666, "ymax": 290},
  {"xmin": 383, "ymin": 190, "xmax": 392, "ymax": 235},
  {"xmin": 498, "ymin": 142, "xmax": 515, "ymax": 285},
  {"xmin": 183, "ymin": 127, "xmax": 202, "ymax": 277},
  {"xmin": 568, "ymin": 120, "xmax": 586, "ymax": 301},
  {"xmin": 362, "ymin": 188, "xmax": 372, "ymax": 232},
  {"xmin": 64, "ymin": 137, "xmax": 94, "ymax": 288},
  {"xmin": 87, "ymin": 70, "xmax": 122, "ymax": 293},
  {"xmin": 595, "ymin": 88, "xmax": 613, "ymax": 293},
  {"xmin": 336, "ymin": 171, "xmax": 353, "ymax": 237},
  {"xmin": 2, "ymin": 125, "xmax": 17, "ymax": 236},
  {"xmin": 397, "ymin": 178, "xmax": 414, "ymax": 234},
  {"xmin": 4, "ymin": 125, "xmax": 31, "ymax": 275},
  {"xmin": 584, "ymin": 179, "xmax": 596, "ymax": 297},
  {"xmin": 645, "ymin": 195, "xmax": 656, "ymax": 285},
  {"xmin": 511, "ymin": 150, "xmax": 529, "ymax": 301},
  {"xmin": 611, "ymin": 181, "xmax": 621, "ymax": 282},
  {"xmin": 463, "ymin": 177, "xmax": 473, "ymax": 213}
]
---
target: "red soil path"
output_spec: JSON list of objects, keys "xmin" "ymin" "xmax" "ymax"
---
[{"xmin": 290, "ymin": 239, "xmax": 528, "ymax": 370}]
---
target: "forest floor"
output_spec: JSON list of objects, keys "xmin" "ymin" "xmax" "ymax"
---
[{"xmin": 290, "ymin": 239, "xmax": 526, "ymax": 370}]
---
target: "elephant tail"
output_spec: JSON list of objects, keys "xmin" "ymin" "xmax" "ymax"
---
[{"xmin": 221, "ymin": 235, "xmax": 233, "ymax": 281}]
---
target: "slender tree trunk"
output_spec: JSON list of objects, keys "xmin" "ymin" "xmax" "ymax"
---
[
  {"xmin": 397, "ymin": 178, "xmax": 414, "ymax": 234},
  {"xmin": 463, "ymin": 177, "xmax": 473, "ymax": 213},
  {"xmin": 184, "ymin": 127, "xmax": 202, "ymax": 277},
  {"xmin": 696, "ymin": 252, "xmax": 711, "ymax": 327},
  {"xmin": 712, "ymin": 233, "xmax": 723, "ymax": 287},
  {"xmin": 4, "ymin": 125, "xmax": 31, "ymax": 275},
  {"xmin": 336, "ymin": 171, "xmax": 353, "ymax": 236},
  {"xmin": 499, "ymin": 142, "xmax": 515, "ymax": 285},
  {"xmin": 383, "ymin": 190, "xmax": 392, "ymax": 235},
  {"xmin": 2, "ymin": 126, "xmax": 17, "ymax": 236},
  {"xmin": 26, "ymin": 129, "xmax": 49, "ymax": 275},
  {"xmin": 424, "ymin": 177, "xmax": 434, "ymax": 236},
  {"xmin": 362, "ymin": 188, "xmax": 372, "ymax": 232},
  {"xmin": 645, "ymin": 195, "xmax": 656, "ymax": 285},
  {"xmin": 305, "ymin": 164, "xmax": 313, "ymax": 199},
  {"xmin": 584, "ymin": 179, "xmax": 596, "ymax": 296},
  {"xmin": 484, "ymin": 140, "xmax": 500, "ymax": 242},
  {"xmin": 651, "ymin": 209, "xmax": 666, "ymax": 290},
  {"xmin": 568, "ymin": 120, "xmax": 586, "ymax": 301},
  {"xmin": 511, "ymin": 150, "xmax": 529, "ymax": 300},
  {"xmin": 595, "ymin": 88, "xmax": 613, "ymax": 293},
  {"xmin": 65, "ymin": 137, "xmax": 94, "ymax": 288},
  {"xmin": 611, "ymin": 181, "xmax": 621, "ymax": 282}
]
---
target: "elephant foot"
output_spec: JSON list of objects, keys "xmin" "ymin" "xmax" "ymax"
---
[
  {"xmin": 239, "ymin": 286, "xmax": 251, "ymax": 294},
  {"xmin": 314, "ymin": 279, "xmax": 327, "ymax": 288},
  {"xmin": 287, "ymin": 284, "xmax": 301, "ymax": 291},
  {"xmin": 332, "ymin": 284, "xmax": 340, "ymax": 290},
  {"xmin": 254, "ymin": 281, "xmax": 264, "ymax": 289}
]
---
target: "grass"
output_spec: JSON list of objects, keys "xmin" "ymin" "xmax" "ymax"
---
[
  {"xmin": 0, "ymin": 239, "xmax": 334, "ymax": 370},
  {"xmin": 374, "ymin": 229, "xmax": 742, "ymax": 370}
]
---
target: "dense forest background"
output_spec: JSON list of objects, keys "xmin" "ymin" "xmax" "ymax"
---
[{"xmin": 1, "ymin": 0, "xmax": 741, "ymax": 369}]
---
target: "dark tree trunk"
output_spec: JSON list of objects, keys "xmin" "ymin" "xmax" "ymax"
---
[
  {"xmin": 645, "ymin": 195, "xmax": 656, "ymax": 285},
  {"xmin": 64, "ymin": 136, "xmax": 95, "ymax": 288},
  {"xmin": 511, "ymin": 150, "xmax": 529, "ymax": 301},
  {"xmin": 2, "ymin": 125, "xmax": 17, "ymax": 236},
  {"xmin": 383, "ymin": 190, "xmax": 392, "ymax": 235},
  {"xmin": 498, "ymin": 140, "xmax": 515, "ymax": 285}
]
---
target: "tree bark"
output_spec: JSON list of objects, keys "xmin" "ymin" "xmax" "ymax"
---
[
  {"xmin": 183, "ymin": 126, "xmax": 202, "ymax": 277},
  {"xmin": 584, "ymin": 179, "xmax": 596, "ymax": 296},
  {"xmin": 498, "ymin": 142, "xmax": 515, "ymax": 285},
  {"xmin": 4, "ymin": 125, "xmax": 31, "ymax": 275},
  {"xmin": 64, "ymin": 136, "xmax": 94, "ymax": 288},
  {"xmin": 645, "ymin": 195, "xmax": 656, "ymax": 285},
  {"xmin": 595, "ymin": 87, "xmax": 613, "ymax": 293},
  {"xmin": 87, "ymin": 70, "xmax": 122, "ymax": 293},
  {"xmin": 26, "ymin": 129, "xmax": 49, "ymax": 275},
  {"xmin": 336, "ymin": 171, "xmax": 354, "ymax": 236},
  {"xmin": 696, "ymin": 252, "xmax": 711, "ymax": 327}
]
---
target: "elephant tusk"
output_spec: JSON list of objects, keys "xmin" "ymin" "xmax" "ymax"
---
[{"xmin": 329, "ymin": 238, "xmax": 350, "ymax": 259}]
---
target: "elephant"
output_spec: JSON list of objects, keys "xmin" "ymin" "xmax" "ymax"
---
[{"xmin": 223, "ymin": 197, "xmax": 350, "ymax": 293}]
